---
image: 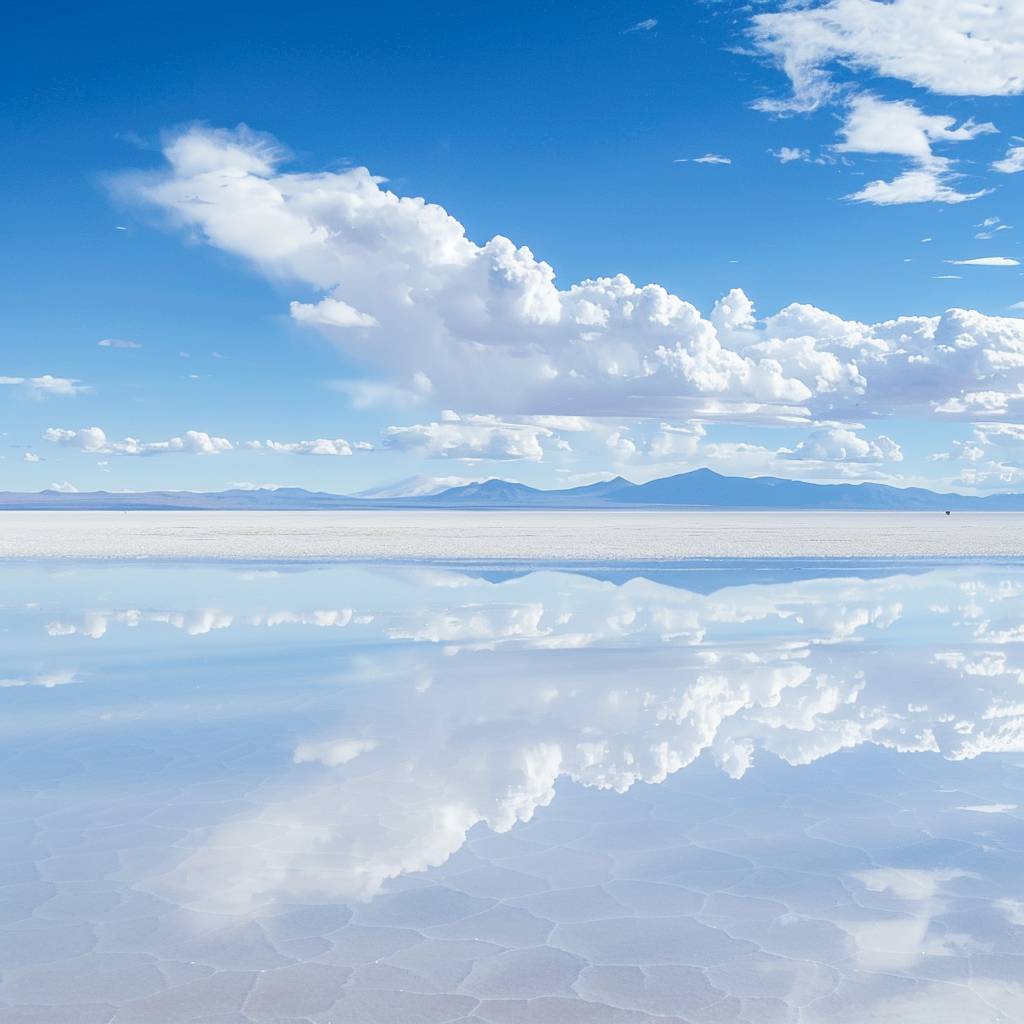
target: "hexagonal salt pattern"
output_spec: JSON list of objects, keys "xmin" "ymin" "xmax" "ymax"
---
[{"xmin": 0, "ymin": 560, "xmax": 1022, "ymax": 1022}]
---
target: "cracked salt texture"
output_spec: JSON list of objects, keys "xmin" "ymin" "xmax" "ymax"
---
[{"xmin": 0, "ymin": 560, "xmax": 1023, "ymax": 1021}]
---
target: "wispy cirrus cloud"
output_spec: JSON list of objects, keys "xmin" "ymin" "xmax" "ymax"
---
[
  {"xmin": 98, "ymin": 338, "xmax": 142, "ymax": 349},
  {"xmin": 750, "ymin": 0, "xmax": 1024, "ymax": 113},
  {"xmin": 946, "ymin": 257, "xmax": 1020, "ymax": 267},
  {"xmin": 676, "ymin": 153, "xmax": 731, "ymax": 164},
  {"xmin": 974, "ymin": 217, "xmax": 1012, "ymax": 240},
  {"xmin": 747, "ymin": 0, "xmax": 1024, "ymax": 205}
]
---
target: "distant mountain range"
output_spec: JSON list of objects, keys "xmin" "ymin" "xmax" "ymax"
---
[{"xmin": 4, "ymin": 468, "xmax": 1024, "ymax": 511}]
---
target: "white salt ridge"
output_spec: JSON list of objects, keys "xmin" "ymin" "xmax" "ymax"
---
[{"xmin": 2, "ymin": 510, "xmax": 1024, "ymax": 559}]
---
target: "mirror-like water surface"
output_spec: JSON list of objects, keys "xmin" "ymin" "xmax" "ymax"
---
[{"xmin": 1, "ymin": 561, "xmax": 1022, "ymax": 1022}]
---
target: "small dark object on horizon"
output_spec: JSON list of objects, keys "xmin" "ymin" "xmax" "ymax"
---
[{"xmin": 946, "ymin": 511, "xmax": 951, "ymax": 515}]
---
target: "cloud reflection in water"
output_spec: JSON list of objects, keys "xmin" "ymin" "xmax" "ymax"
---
[{"xmin": 2, "ymin": 560, "xmax": 1022, "ymax": 1020}]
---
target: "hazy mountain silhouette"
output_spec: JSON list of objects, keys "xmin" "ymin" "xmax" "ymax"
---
[{"xmin": 4, "ymin": 469, "xmax": 1023, "ymax": 510}]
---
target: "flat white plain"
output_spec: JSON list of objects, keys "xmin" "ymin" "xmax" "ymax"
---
[{"xmin": 2, "ymin": 510, "xmax": 1023, "ymax": 559}]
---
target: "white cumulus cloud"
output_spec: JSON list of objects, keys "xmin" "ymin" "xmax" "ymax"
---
[
  {"xmin": 838, "ymin": 94, "xmax": 995, "ymax": 204},
  {"xmin": 781, "ymin": 426, "xmax": 903, "ymax": 463},
  {"xmin": 838, "ymin": 95, "xmax": 996, "ymax": 161},
  {"xmin": 383, "ymin": 413, "xmax": 563, "ymax": 461},
  {"xmin": 993, "ymin": 145, "xmax": 1024, "ymax": 173},
  {"xmin": 124, "ymin": 126, "xmax": 1024, "ymax": 426},
  {"xmin": 44, "ymin": 427, "xmax": 233, "ymax": 456},
  {"xmin": 771, "ymin": 147, "xmax": 809, "ymax": 163},
  {"xmin": 290, "ymin": 297, "xmax": 378, "ymax": 328},
  {"xmin": 98, "ymin": 338, "xmax": 142, "ymax": 349},
  {"xmin": 261, "ymin": 438, "xmax": 354, "ymax": 455},
  {"xmin": 848, "ymin": 170, "xmax": 990, "ymax": 206}
]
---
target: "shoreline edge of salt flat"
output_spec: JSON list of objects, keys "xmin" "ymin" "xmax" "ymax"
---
[{"xmin": 2, "ymin": 510, "xmax": 1024, "ymax": 560}]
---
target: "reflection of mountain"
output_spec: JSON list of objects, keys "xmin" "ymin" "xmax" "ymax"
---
[
  {"xmin": 118, "ymin": 564, "xmax": 1024, "ymax": 912},
  {"xmin": 7, "ymin": 466, "xmax": 1024, "ymax": 509},
  {"xmin": 36, "ymin": 562, "xmax": 1016, "ymax": 649},
  {"xmin": 458, "ymin": 560, "xmax": 935, "ymax": 594}
]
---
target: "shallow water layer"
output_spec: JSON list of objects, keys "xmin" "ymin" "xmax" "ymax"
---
[{"xmin": 1, "ymin": 560, "xmax": 1022, "ymax": 1023}]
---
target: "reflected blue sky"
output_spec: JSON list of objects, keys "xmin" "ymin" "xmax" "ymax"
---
[{"xmin": 1, "ymin": 561, "xmax": 1023, "ymax": 1021}]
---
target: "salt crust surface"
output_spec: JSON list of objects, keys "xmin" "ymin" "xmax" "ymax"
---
[{"xmin": 3, "ymin": 510, "xmax": 1024, "ymax": 560}]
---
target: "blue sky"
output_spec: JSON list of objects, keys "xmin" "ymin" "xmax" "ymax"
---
[{"xmin": 2, "ymin": 0, "xmax": 1023, "ymax": 496}]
